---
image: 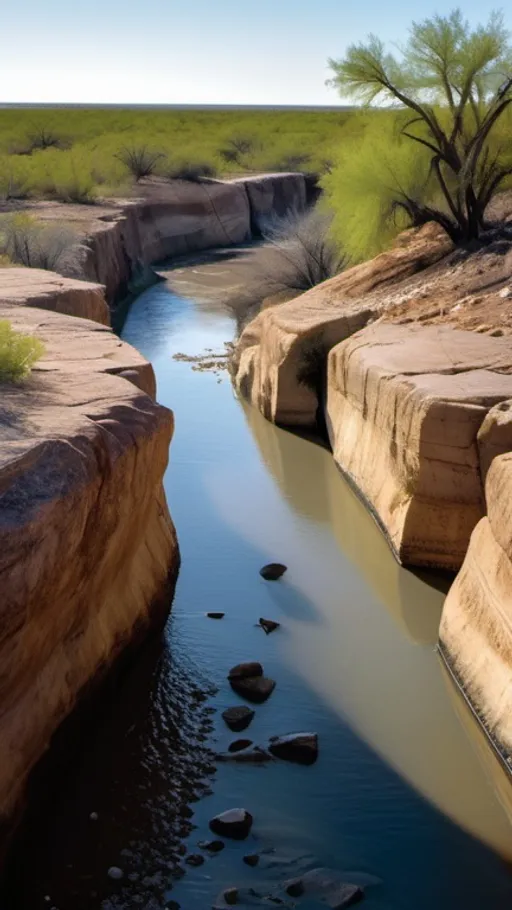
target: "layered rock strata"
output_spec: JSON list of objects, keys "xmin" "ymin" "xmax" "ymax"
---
[
  {"xmin": 232, "ymin": 224, "xmax": 450, "ymax": 427},
  {"xmin": 326, "ymin": 323, "xmax": 512, "ymax": 569},
  {"xmin": 0, "ymin": 296, "xmax": 178, "ymax": 841},
  {"xmin": 440, "ymin": 446, "xmax": 512, "ymax": 761}
]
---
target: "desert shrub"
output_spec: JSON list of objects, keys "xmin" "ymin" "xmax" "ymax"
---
[
  {"xmin": 0, "ymin": 155, "xmax": 32, "ymax": 200},
  {"xmin": 167, "ymin": 160, "xmax": 218, "ymax": 181},
  {"xmin": 323, "ymin": 113, "xmax": 432, "ymax": 261},
  {"xmin": 115, "ymin": 145, "xmax": 165, "ymax": 181},
  {"xmin": 0, "ymin": 320, "xmax": 45, "ymax": 382},
  {"xmin": 226, "ymin": 208, "xmax": 345, "ymax": 326},
  {"xmin": 1, "ymin": 214, "xmax": 84, "ymax": 272},
  {"xmin": 219, "ymin": 135, "xmax": 259, "ymax": 169},
  {"xmin": 327, "ymin": 10, "xmax": 512, "ymax": 250},
  {"xmin": 266, "ymin": 152, "xmax": 312, "ymax": 173}
]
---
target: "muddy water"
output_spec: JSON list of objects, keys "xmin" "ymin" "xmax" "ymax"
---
[{"xmin": 5, "ymin": 264, "xmax": 512, "ymax": 909}]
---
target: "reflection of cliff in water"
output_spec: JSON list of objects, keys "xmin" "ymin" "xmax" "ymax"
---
[
  {"xmin": 240, "ymin": 399, "xmax": 512, "ymax": 858},
  {"xmin": 243, "ymin": 399, "xmax": 446, "ymax": 644}
]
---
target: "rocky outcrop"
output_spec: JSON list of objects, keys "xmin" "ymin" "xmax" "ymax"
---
[
  {"xmin": 78, "ymin": 180, "xmax": 252, "ymax": 311},
  {"xmin": 326, "ymin": 323, "xmax": 512, "ymax": 570},
  {"xmin": 0, "ymin": 300, "xmax": 178, "ymax": 841},
  {"xmin": 0, "ymin": 268, "xmax": 109, "ymax": 325},
  {"xmin": 440, "ymin": 447, "xmax": 512, "ymax": 761},
  {"xmin": 232, "ymin": 224, "xmax": 450, "ymax": 428},
  {"xmin": 233, "ymin": 173, "xmax": 307, "ymax": 234}
]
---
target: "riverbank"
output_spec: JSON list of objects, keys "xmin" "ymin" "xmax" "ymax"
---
[
  {"xmin": 5, "ymin": 276, "xmax": 512, "ymax": 909},
  {"xmin": 232, "ymin": 217, "xmax": 512, "ymax": 768},
  {"xmin": 1, "ymin": 173, "xmax": 314, "ymax": 328}
]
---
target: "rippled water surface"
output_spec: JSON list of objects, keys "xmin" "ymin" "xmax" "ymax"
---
[{"xmin": 5, "ymin": 260, "xmax": 512, "ymax": 910}]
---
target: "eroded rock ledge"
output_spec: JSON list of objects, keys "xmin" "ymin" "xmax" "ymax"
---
[
  {"xmin": 0, "ymin": 291, "xmax": 179, "ymax": 842},
  {"xmin": 326, "ymin": 323, "xmax": 512, "ymax": 570},
  {"xmin": 440, "ymin": 440, "xmax": 512, "ymax": 762}
]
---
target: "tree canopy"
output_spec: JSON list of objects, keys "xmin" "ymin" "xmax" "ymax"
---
[{"xmin": 326, "ymin": 9, "xmax": 512, "ymax": 252}]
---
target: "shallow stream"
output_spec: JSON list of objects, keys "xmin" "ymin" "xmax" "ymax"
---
[{"xmin": 5, "ymin": 258, "xmax": 512, "ymax": 909}]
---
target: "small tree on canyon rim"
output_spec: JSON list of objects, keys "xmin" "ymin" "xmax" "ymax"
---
[{"xmin": 326, "ymin": 9, "xmax": 512, "ymax": 255}]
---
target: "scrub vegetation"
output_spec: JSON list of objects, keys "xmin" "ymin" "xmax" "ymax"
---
[
  {"xmin": 0, "ymin": 320, "xmax": 45, "ymax": 382},
  {"xmin": 325, "ymin": 9, "xmax": 512, "ymax": 261},
  {"xmin": 0, "ymin": 107, "xmax": 352, "ymax": 203}
]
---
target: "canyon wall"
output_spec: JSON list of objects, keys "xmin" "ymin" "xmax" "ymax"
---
[
  {"xmin": 0, "ymin": 274, "xmax": 179, "ymax": 846},
  {"xmin": 72, "ymin": 174, "xmax": 309, "ymax": 318}
]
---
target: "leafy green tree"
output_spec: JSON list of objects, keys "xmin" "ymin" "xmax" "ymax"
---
[{"xmin": 327, "ymin": 9, "xmax": 512, "ymax": 251}]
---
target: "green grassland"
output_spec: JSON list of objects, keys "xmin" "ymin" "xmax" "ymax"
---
[{"xmin": 0, "ymin": 106, "xmax": 354, "ymax": 203}]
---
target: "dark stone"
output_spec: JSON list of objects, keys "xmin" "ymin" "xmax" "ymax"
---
[
  {"xmin": 260, "ymin": 563, "xmax": 287, "ymax": 581},
  {"xmin": 165, "ymin": 902, "xmax": 181, "ymax": 910},
  {"xmin": 207, "ymin": 612, "xmax": 225, "ymax": 619},
  {"xmin": 209, "ymin": 808, "xmax": 253, "ymax": 840},
  {"xmin": 222, "ymin": 706, "xmax": 255, "ymax": 732},
  {"xmin": 268, "ymin": 733, "xmax": 318, "ymax": 765},
  {"xmin": 224, "ymin": 888, "xmax": 239, "ymax": 906},
  {"xmin": 217, "ymin": 746, "xmax": 272, "ymax": 763},
  {"xmin": 286, "ymin": 879, "xmax": 305, "ymax": 898},
  {"xmin": 230, "ymin": 676, "xmax": 276, "ymax": 704},
  {"xmin": 243, "ymin": 854, "xmax": 260, "ymax": 867},
  {"xmin": 228, "ymin": 662, "xmax": 263, "ymax": 680},
  {"xmin": 286, "ymin": 869, "xmax": 364, "ymax": 909},
  {"xmin": 185, "ymin": 854, "xmax": 205, "ymax": 867},
  {"xmin": 228, "ymin": 738, "xmax": 253, "ymax": 752},
  {"xmin": 198, "ymin": 839, "xmax": 225, "ymax": 853},
  {"xmin": 259, "ymin": 618, "xmax": 280, "ymax": 634}
]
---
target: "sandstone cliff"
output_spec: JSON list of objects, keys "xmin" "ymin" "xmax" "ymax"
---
[
  {"xmin": 326, "ymin": 323, "xmax": 512, "ymax": 570},
  {"xmin": 0, "ymin": 268, "xmax": 109, "ymax": 325},
  {"xmin": 440, "ymin": 445, "xmax": 512, "ymax": 762},
  {"xmin": 0, "ymin": 288, "xmax": 178, "ymax": 844},
  {"xmin": 232, "ymin": 224, "xmax": 451, "ymax": 427}
]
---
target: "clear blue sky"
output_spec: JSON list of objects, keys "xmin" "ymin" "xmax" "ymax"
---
[{"xmin": 1, "ymin": 0, "xmax": 510, "ymax": 105}]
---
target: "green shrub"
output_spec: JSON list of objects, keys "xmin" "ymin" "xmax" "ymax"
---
[
  {"xmin": 1, "ymin": 213, "xmax": 83, "ymax": 271},
  {"xmin": 167, "ymin": 160, "xmax": 218, "ymax": 182},
  {"xmin": 115, "ymin": 145, "xmax": 166, "ymax": 182},
  {"xmin": 0, "ymin": 320, "xmax": 45, "ymax": 382}
]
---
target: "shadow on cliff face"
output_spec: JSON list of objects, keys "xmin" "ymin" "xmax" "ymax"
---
[{"xmin": 0, "ymin": 631, "xmax": 218, "ymax": 910}]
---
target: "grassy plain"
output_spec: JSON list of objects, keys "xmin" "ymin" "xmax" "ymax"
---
[{"xmin": 0, "ymin": 106, "xmax": 353, "ymax": 203}]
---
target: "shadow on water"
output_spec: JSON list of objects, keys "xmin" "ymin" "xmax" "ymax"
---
[{"xmin": 4, "ymin": 274, "xmax": 512, "ymax": 909}]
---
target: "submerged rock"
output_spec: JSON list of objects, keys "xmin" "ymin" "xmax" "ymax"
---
[
  {"xmin": 209, "ymin": 808, "xmax": 253, "ymax": 840},
  {"xmin": 228, "ymin": 662, "xmax": 263, "ymax": 680},
  {"xmin": 259, "ymin": 563, "xmax": 287, "ymax": 581},
  {"xmin": 185, "ymin": 854, "xmax": 205, "ymax": 867},
  {"xmin": 243, "ymin": 854, "xmax": 260, "ymax": 867},
  {"xmin": 230, "ymin": 676, "xmax": 276, "ymax": 704},
  {"xmin": 198, "ymin": 839, "xmax": 225, "ymax": 853},
  {"xmin": 259, "ymin": 618, "xmax": 281, "ymax": 634},
  {"xmin": 222, "ymin": 706, "xmax": 255, "ymax": 732},
  {"xmin": 284, "ymin": 869, "xmax": 364, "ymax": 909},
  {"xmin": 228, "ymin": 738, "xmax": 254, "ymax": 752},
  {"xmin": 217, "ymin": 746, "xmax": 272, "ymax": 763},
  {"xmin": 207, "ymin": 612, "xmax": 225, "ymax": 619},
  {"xmin": 268, "ymin": 733, "xmax": 318, "ymax": 765}
]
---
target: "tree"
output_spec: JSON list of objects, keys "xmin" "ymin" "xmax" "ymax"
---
[{"xmin": 327, "ymin": 9, "xmax": 512, "ymax": 245}]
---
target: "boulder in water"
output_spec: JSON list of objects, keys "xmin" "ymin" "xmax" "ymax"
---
[
  {"xmin": 260, "ymin": 563, "xmax": 287, "ymax": 581},
  {"xmin": 228, "ymin": 738, "xmax": 254, "ymax": 752},
  {"xmin": 268, "ymin": 733, "xmax": 318, "ymax": 765},
  {"xmin": 228, "ymin": 662, "xmax": 263, "ymax": 680},
  {"xmin": 222, "ymin": 706, "xmax": 255, "ymax": 732},
  {"xmin": 259, "ymin": 618, "xmax": 280, "ymax": 634},
  {"xmin": 230, "ymin": 675, "xmax": 276, "ymax": 704},
  {"xmin": 209, "ymin": 808, "xmax": 253, "ymax": 840}
]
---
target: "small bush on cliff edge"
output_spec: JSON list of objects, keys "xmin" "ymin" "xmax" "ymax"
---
[
  {"xmin": 0, "ymin": 321, "xmax": 45, "ymax": 382},
  {"xmin": 326, "ymin": 9, "xmax": 512, "ymax": 260},
  {"xmin": 1, "ymin": 214, "xmax": 83, "ymax": 272}
]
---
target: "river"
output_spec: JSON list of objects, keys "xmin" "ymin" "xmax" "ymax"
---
[{"xmin": 5, "ymin": 259, "xmax": 512, "ymax": 909}]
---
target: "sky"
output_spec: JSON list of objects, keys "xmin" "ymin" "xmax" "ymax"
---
[{"xmin": 1, "ymin": 0, "xmax": 510, "ymax": 106}]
